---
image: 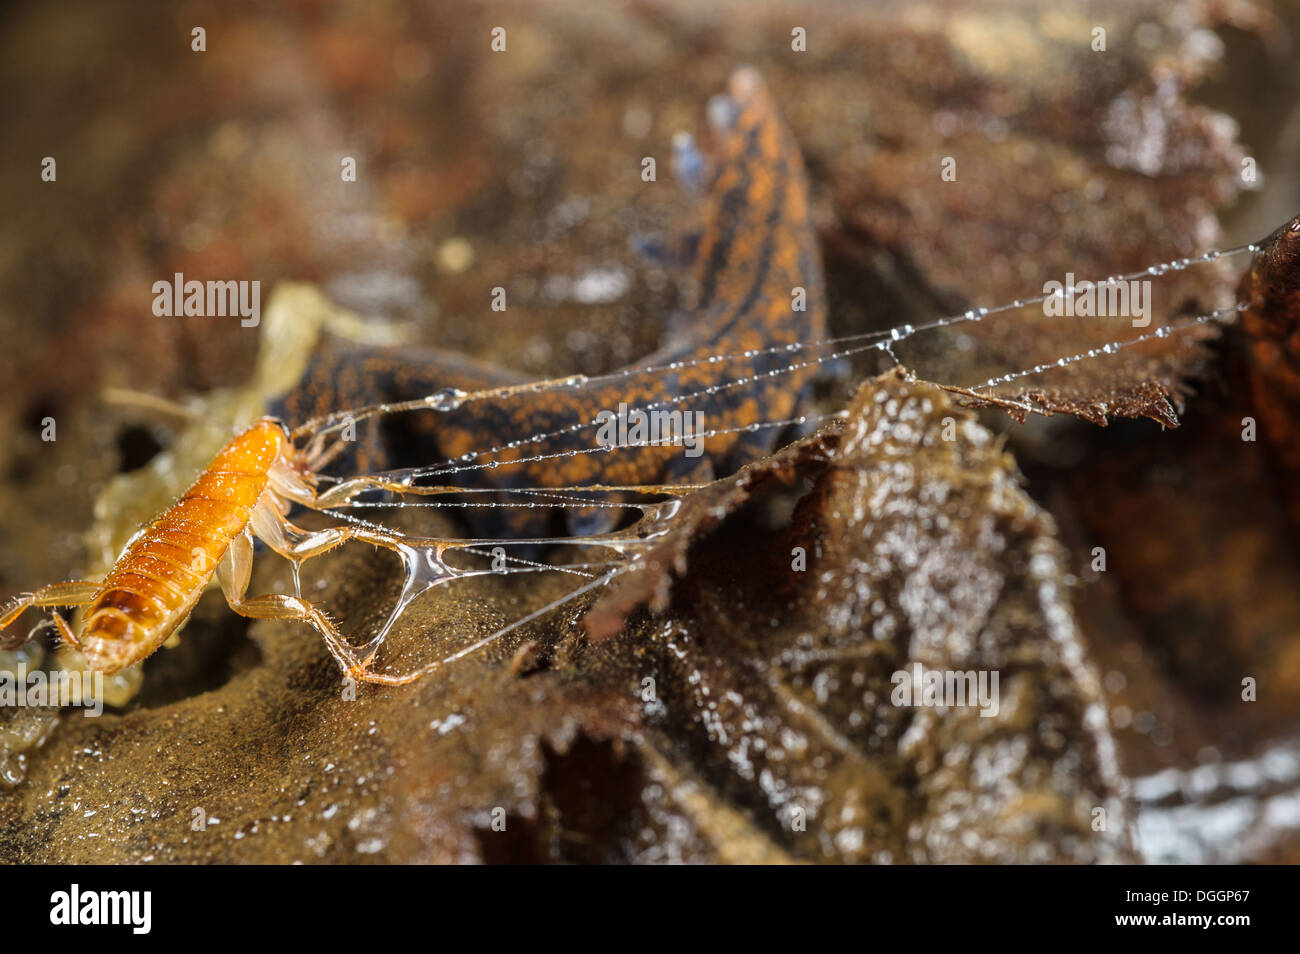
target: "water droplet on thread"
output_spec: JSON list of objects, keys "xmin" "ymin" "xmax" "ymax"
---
[{"xmin": 426, "ymin": 388, "xmax": 466, "ymax": 412}]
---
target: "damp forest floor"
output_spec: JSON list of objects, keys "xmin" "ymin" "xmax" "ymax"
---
[{"xmin": 2, "ymin": 0, "xmax": 1300, "ymax": 863}]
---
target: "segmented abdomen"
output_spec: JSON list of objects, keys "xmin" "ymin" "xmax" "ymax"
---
[{"xmin": 78, "ymin": 419, "xmax": 286, "ymax": 672}]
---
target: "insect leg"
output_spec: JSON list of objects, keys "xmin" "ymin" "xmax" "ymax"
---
[
  {"xmin": 215, "ymin": 527, "xmax": 254, "ymax": 604},
  {"xmin": 215, "ymin": 528, "xmax": 368, "ymax": 679},
  {"xmin": 46, "ymin": 611, "xmax": 84, "ymax": 653},
  {"xmin": 250, "ymin": 501, "xmax": 438, "ymax": 563},
  {"xmin": 228, "ymin": 592, "xmax": 368, "ymax": 680},
  {"xmin": 100, "ymin": 387, "xmax": 203, "ymax": 421},
  {"xmin": 1, "ymin": 581, "xmax": 100, "ymax": 649},
  {"xmin": 308, "ymin": 476, "xmax": 463, "ymax": 509}
]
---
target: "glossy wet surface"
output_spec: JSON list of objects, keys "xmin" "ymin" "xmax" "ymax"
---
[{"xmin": 2, "ymin": 0, "xmax": 1299, "ymax": 862}]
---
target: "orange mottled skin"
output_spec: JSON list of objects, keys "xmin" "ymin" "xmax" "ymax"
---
[
  {"xmin": 79, "ymin": 419, "xmax": 286, "ymax": 672},
  {"xmin": 278, "ymin": 69, "xmax": 827, "ymax": 536},
  {"xmin": 440, "ymin": 71, "xmax": 824, "ymax": 484}
]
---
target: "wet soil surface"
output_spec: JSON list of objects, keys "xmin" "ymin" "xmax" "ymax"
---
[{"xmin": 1, "ymin": 0, "xmax": 1298, "ymax": 862}]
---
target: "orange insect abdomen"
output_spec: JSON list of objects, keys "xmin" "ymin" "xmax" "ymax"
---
[{"xmin": 77, "ymin": 419, "xmax": 286, "ymax": 673}]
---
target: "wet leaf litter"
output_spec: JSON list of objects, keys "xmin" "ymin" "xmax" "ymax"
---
[{"xmin": 1, "ymin": 0, "xmax": 1299, "ymax": 862}]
